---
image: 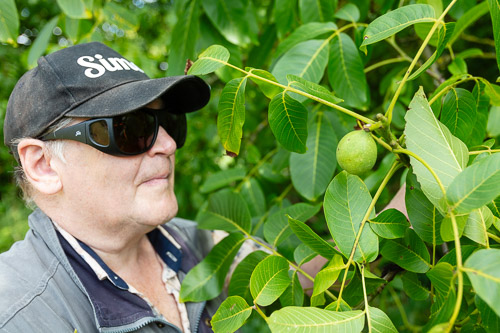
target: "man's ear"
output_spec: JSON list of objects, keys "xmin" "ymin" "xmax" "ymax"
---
[{"xmin": 17, "ymin": 139, "xmax": 62, "ymax": 195}]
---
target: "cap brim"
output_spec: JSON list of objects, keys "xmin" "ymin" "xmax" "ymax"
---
[{"xmin": 65, "ymin": 75, "xmax": 210, "ymax": 118}]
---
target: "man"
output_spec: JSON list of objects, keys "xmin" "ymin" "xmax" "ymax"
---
[{"xmin": 0, "ymin": 42, "xmax": 216, "ymax": 332}]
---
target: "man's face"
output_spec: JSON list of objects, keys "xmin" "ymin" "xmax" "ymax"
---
[{"xmin": 53, "ymin": 102, "xmax": 179, "ymax": 231}]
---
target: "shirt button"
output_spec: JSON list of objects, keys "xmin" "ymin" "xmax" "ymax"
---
[{"xmin": 157, "ymin": 323, "xmax": 165, "ymax": 328}]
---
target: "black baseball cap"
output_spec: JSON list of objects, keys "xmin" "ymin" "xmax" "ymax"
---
[{"xmin": 4, "ymin": 42, "xmax": 210, "ymax": 161}]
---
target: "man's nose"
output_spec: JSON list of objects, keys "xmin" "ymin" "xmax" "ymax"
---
[{"xmin": 148, "ymin": 125, "xmax": 177, "ymax": 156}]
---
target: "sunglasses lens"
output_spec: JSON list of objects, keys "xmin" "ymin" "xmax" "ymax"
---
[
  {"xmin": 158, "ymin": 112, "xmax": 187, "ymax": 148},
  {"xmin": 113, "ymin": 111, "xmax": 156, "ymax": 154},
  {"xmin": 89, "ymin": 120, "xmax": 110, "ymax": 146}
]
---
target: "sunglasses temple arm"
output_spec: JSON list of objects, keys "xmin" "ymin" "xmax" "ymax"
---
[{"xmin": 41, "ymin": 122, "xmax": 88, "ymax": 144}]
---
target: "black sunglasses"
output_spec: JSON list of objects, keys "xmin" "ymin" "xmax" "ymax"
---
[{"xmin": 40, "ymin": 108, "xmax": 187, "ymax": 156}]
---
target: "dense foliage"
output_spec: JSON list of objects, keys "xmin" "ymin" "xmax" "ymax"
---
[{"xmin": 1, "ymin": 0, "xmax": 500, "ymax": 332}]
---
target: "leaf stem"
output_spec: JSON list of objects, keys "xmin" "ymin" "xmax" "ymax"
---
[
  {"xmin": 385, "ymin": 0, "xmax": 457, "ymax": 124},
  {"xmin": 393, "ymin": 148, "xmax": 447, "ymax": 197},
  {"xmin": 488, "ymin": 232, "xmax": 500, "ymax": 244},
  {"xmin": 445, "ymin": 212, "xmax": 464, "ymax": 332},
  {"xmin": 428, "ymin": 75, "xmax": 476, "ymax": 105},
  {"xmin": 336, "ymin": 161, "xmax": 403, "ymax": 310},
  {"xmin": 220, "ymin": 62, "xmax": 375, "ymax": 125},
  {"xmin": 469, "ymin": 149, "xmax": 500, "ymax": 155},
  {"xmin": 361, "ymin": 264, "xmax": 372, "ymax": 333},
  {"xmin": 364, "ymin": 57, "xmax": 409, "ymax": 73},
  {"xmin": 253, "ymin": 304, "xmax": 268, "ymax": 320}
]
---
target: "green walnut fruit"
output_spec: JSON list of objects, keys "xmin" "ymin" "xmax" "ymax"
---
[{"xmin": 336, "ymin": 130, "xmax": 377, "ymax": 175}]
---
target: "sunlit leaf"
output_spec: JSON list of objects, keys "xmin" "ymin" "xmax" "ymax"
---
[
  {"xmin": 487, "ymin": 0, "xmax": 500, "ymax": 73},
  {"xmin": 268, "ymin": 91, "xmax": 308, "ymax": 153},
  {"xmin": 268, "ymin": 307, "xmax": 365, "ymax": 332},
  {"xmin": 324, "ymin": 171, "xmax": 379, "ymax": 263},
  {"xmin": 440, "ymin": 88, "xmax": 477, "ymax": 146},
  {"xmin": 272, "ymin": 39, "xmax": 329, "ymax": 85},
  {"xmin": 197, "ymin": 189, "xmax": 251, "ymax": 233},
  {"xmin": 404, "ymin": 87, "xmax": 468, "ymax": 212},
  {"xmin": 57, "ymin": 0, "xmax": 88, "ymax": 19},
  {"xmin": 240, "ymin": 178, "xmax": 266, "ymax": 218},
  {"xmin": 440, "ymin": 213, "xmax": 468, "ymax": 242},
  {"xmin": 275, "ymin": 22, "xmax": 337, "ymax": 59},
  {"xmin": 449, "ymin": 1, "xmax": 489, "ymax": 45},
  {"xmin": 368, "ymin": 306, "xmax": 398, "ymax": 333},
  {"xmin": 0, "ymin": 0, "xmax": 19, "ymax": 44},
  {"xmin": 464, "ymin": 207, "xmax": 495, "ymax": 248},
  {"xmin": 312, "ymin": 254, "xmax": 344, "ymax": 297},
  {"xmin": 369, "ymin": 208, "xmax": 410, "ymax": 239},
  {"xmin": 27, "ymin": 16, "xmax": 60, "ymax": 67},
  {"xmin": 360, "ymin": 4, "xmax": 435, "ymax": 50},
  {"xmin": 335, "ymin": 3, "xmax": 360, "ymax": 22},
  {"xmin": 188, "ymin": 45, "xmax": 230, "ymax": 75},
  {"xmin": 102, "ymin": 2, "xmax": 138, "ymax": 31},
  {"xmin": 250, "ymin": 255, "xmax": 291, "ymax": 306},
  {"xmin": 180, "ymin": 233, "xmax": 246, "ymax": 302},
  {"xmin": 217, "ymin": 77, "xmax": 248, "ymax": 156},
  {"xmin": 381, "ymin": 229, "xmax": 431, "ymax": 273},
  {"xmin": 447, "ymin": 153, "xmax": 500, "ymax": 214},
  {"xmin": 328, "ymin": 33, "xmax": 369, "ymax": 110},
  {"xmin": 211, "ymin": 296, "xmax": 252, "ymax": 333},
  {"xmin": 200, "ymin": 168, "xmax": 247, "ymax": 194},
  {"xmin": 280, "ymin": 271, "xmax": 304, "ymax": 307},
  {"xmin": 464, "ymin": 249, "xmax": 500, "ymax": 317},
  {"xmin": 288, "ymin": 216, "xmax": 340, "ymax": 260},
  {"xmin": 228, "ymin": 251, "xmax": 269, "ymax": 304},
  {"xmin": 290, "ymin": 112, "xmax": 337, "ymax": 200},
  {"xmin": 247, "ymin": 68, "xmax": 282, "ymax": 99},
  {"xmin": 294, "ymin": 243, "xmax": 318, "ymax": 266},
  {"xmin": 287, "ymin": 74, "xmax": 343, "ymax": 105}
]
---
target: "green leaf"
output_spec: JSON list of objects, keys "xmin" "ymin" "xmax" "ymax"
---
[
  {"xmin": 488, "ymin": 196, "xmax": 500, "ymax": 219},
  {"xmin": 475, "ymin": 296, "xmax": 500, "ymax": 333},
  {"xmin": 247, "ymin": 68, "xmax": 282, "ymax": 99},
  {"xmin": 240, "ymin": 178, "xmax": 266, "ymax": 218},
  {"xmin": 298, "ymin": 0, "xmax": 336, "ymax": 23},
  {"xmin": 464, "ymin": 249, "xmax": 500, "ymax": 317},
  {"xmin": 440, "ymin": 213, "xmax": 468, "ymax": 242},
  {"xmin": 272, "ymin": 39, "xmax": 329, "ymax": 85},
  {"xmin": 408, "ymin": 23, "xmax": 455, "ymax": 81},
  {"xmin": 0, "ymin": 0, "xmax": 19, "ymax": 44},
  {"xmin": 405, "ymin": 172, "xmax": 444, "ymax": 244},
  {"xmin": 369, "ymin": 209, "xmax": 410, "ymax": 239},
  {"xmin": 180, "ymin": 233, "xmax": 245, "ymax": 302},
  {"xmin": 402, "ymin": 272, "xmax": 430, "ymax": 301},
  {"xmin": 344, "ymin": 269, "xmax": 385, "ymax": 306},
  {"xmin": 487, "ymin": 0, "xmax": 500, "ymax": 73},
  {"xmin": 488, "ymin": 106, "xmax": 500, "ymax": 137},
  {"xmin": 211, "ymin": 296, "xmax": 252, "ymax": 333},
  {"xmin": 324, "ymin": 171, "xmax": 379, "ymax": 263},
  {"xmin": 438, "ymin": 244, "xmax": 478, "ymax": 266},
  {"xmin": 335, "ymin": 3, "xmax": 360, "ymax": 22},
  {"xmin": 447, "ymin": 153, "xmax": 500, "ymax": 214},
  {"xmin": 312, "ymin": 254, "xmax": 344, "ymax": 297},
  {"xmin": 440, "ymin": 88, "xmax": 477, "ymax": 146},
  {"xmin": 250, "ymin": 255, "xmax": 291, "ymax": 306},
  {"xmin": 217, "ymin": 77, "xmax": 248, "ymax": 156},
  {"xmin": 294, "ymin": 243, "xmax": 318, "ymax": 266},
  {"xmin": 288, "ymin": 216, "xmax": 340, "ymax": 260},
  {"xmin": 287, "ymin": 74, "xmax": 343, "ymax": 105},
  {"xmin": 464, "ymin": 207, "xmax": 495, "ymax": 246},
  {"xmin": 201, "ymin": 0, "xmax": 258, "ymax": 46},
  {"xmin": 268, "ymin": 91, "xmax": 308, "ymax": 153},
  {"xmin": 280, "ymin": 271, "xmax": 304, "ymax": 307},
  {"xmin": 28, "ymin": 16, "xmax": 60, "ymax": 68},
  {"xmin": 228, "ymin": 251, "xmax": 269, "ymax": 304},
  {"xmin": 404, "ymin": 87, "xmax": 468, "ymax": 211},
  {"xmin": 290, "ymin": 112, "xmax": 337, "ymax": 200},
  {"xmin": 57, "ymin": 0, "xmax": 88, "ymax": 19},
  {"xmin": 268, "ymin": 307, "xmax": 365, "ymax": 332},
  {"xmin": 200, "ymin": 168, "xmax": 247, "ymax": 193},
  {"xmin": 188, "ymin": 45, "xmax": 230, "ymax": 75},
  {"xmin": 360, "ymin": 4, "xmax": 435, "ymax": 49},
  {"xmin": 102, "ymin": 2, "xmax": 138, "ymax": 31},
  {"xmin": 368, "ymin": 306, "xmax": 399, "ymax": 333},
  {"xmin": 168, "ymin": 0, "xmax": 200, "ymax": 75},
  {"xmin": 264, "ymin": 203, "xmax": 322, "ymax": 247},
  {"xmin": 426, "ymin": 263, "xmax": 456, "ymax": 327},
  {"xmin": 328, "ymin": 33, "xmax": 369, "ymax": 110},
  {"xmin": 275, "ymin": 22, "xmax": 338, "ymax": 59},
  {"xmin": 449, "ymin": 1, "xmax": 489, "ymax": 45},
  {"xmin": 197, "ymin": 189, "xmax": 251, "ymax": 233},
  {"xmin": 381, "ymin": 229, "xmax": 431, "ymax": 273}
]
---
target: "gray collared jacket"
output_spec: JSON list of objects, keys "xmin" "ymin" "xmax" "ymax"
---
[{"xmin": 0, "ymin": 209, "xmax": 218, "ymax": 332}]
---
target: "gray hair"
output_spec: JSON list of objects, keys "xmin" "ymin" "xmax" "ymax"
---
[{"xmin": 12, "ymin": 117, "xmax": 74, "ymax": 207}]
